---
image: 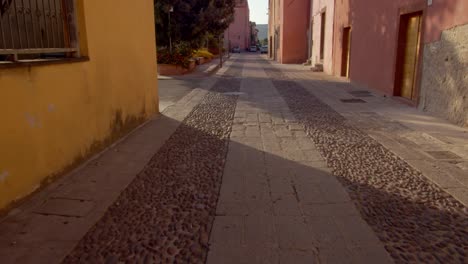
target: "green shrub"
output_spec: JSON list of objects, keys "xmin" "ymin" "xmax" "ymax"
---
[{"xmin": 157, "ymin": 42, "xmax": 195, "ymax": 68}]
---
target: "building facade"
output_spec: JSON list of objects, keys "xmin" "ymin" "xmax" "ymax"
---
[
  {"xmin": 269, "ymin": 0, "xmax": 467, "ymax": 126},
  {"xmin": 268, "ymin": 0, "xmax": 311, "ymax": 63},
  {"xmin": 330, "ymin": 0, "xmax": 468, "ymax": 126},
  {"xmin": 225, "ymin": 0, "xmax": 251, "ymax": 51},
  {"xmin": 0, "ymin": 0, "xmax": 158, "ymax": 210}
]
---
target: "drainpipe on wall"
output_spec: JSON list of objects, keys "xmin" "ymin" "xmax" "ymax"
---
[{"xmin": 331, "ymin": 0, "xmax": 336, "ymax": 75}]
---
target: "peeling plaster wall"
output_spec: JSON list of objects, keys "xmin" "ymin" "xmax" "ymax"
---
[
  {"xmin": 0, "ymin": 0, "xmax": 158, "ymax": 210},
  {"xmin": 420, "ymin": 24, "xmax": 468, "ymax": 127}
]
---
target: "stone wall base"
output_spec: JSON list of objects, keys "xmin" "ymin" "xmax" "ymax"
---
[{"xmin": 420, "ymin": 24, "xmax": 468, "ymax": 127}]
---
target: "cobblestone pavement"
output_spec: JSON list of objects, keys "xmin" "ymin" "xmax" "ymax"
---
[
  {"xmin": 264, "ymin": 62, "xmax": 468, "ymax": 263},
  {"xmin": 63, "ymin": 62, "xmax": 243, "ymax": 263}
]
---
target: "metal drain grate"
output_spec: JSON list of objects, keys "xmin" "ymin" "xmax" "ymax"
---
[
  {"xmin": 349, "ymin": 90, "xmax": 374, "ymax": 97},
  {"xmin": 354, "ymin": 94, "xmax": 374, "ymax": 97},
  {"xmin": 340, "ymin": 99, "xmax": 367, "ymax": 103},
  {"xmin": 349, "ymin": 90, "xmax": 371, "ymax": 94},
  {"xmin": 223, "ymin": 92, "xmax": 245, "ymax": 96},
  {"xmin": 426, "ymin": 151, "xmax": 462, "ymax": 160}
]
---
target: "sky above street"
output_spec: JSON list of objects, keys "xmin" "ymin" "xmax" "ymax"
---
[{"xmin": 249, "ymin": 0, "xmax": 268, "ymax": 24}]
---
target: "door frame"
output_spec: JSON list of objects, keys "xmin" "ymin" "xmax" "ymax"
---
[
  {"xmin": 392, "ymin": 3, "xmax": 426, "ymax": 106},
  {"xmin": 341, "ymin": 26, "xmax": 352, "ymax": 78}
]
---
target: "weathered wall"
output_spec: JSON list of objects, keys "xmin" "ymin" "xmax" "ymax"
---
[
  {"xmin": 419, "ymin": 24, "xmax": 468, "ymax": 127},
  {"xmin": 333, "ymin": 0, "xmax": 467, "ymax": 97},
  {"xmin": 424, "ymin": 0, "xmax": 468, "ymax": 43},
  {"xmin": 311, "ymin": 0, "xmax": 335, "ymax": 74},
  {"xmin": 0, "ymin": 0, "xmax": 158, "ymax": 210}
]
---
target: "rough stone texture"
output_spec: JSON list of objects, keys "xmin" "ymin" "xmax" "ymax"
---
[
  {"xmin": 266, "ymin": 64, "xmax": 468, "ymax": 263},
  {"xmin": 63, "ymin": 63, "xmax": 243, "ymax": 263},
  {"xmin": 420, "ymin": 23, "xmax": 468, "ymax": 127}
]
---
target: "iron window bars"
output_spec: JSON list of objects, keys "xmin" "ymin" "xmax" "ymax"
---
[{"xmin": 0, "ymin": 0, "xmax": 78, "ymax": 62}]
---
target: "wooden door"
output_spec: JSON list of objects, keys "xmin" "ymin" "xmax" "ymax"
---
[
  {"xmin": 341, "ymin": 27, "xmax": 351, "ymax": 77},
  {"xmin": 394, "ymin": 12, "xmax": 422, "ymax": 100}
]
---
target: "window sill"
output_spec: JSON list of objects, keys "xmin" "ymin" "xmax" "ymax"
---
[{"xmin": 0, "ymin": 57, "xmax": 89, "ymax": 69}]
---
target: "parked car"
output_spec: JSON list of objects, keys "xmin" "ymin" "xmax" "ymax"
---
[
  {"xmin": 260, "ymin": 45, "xmax": 268, "ymax": 54},
  {"xmin": 232, "ymin": 47, "xmax": 241, "ymax": 53},
  {"xmin": 249, "ymin": 46, "xmax": 258, "ymax": 52}
]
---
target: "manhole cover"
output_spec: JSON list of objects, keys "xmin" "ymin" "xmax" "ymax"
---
[
  {"xmin": 223, "ymin": 92, "xmax": 245, "ymax": 96},
  {"xmin": 340, "ymin": 99, "xmax": 367, "ymax": 103},
  {"xmin": 34, "ymin": 198, "xmax": 94, "ymax": 217},
  {"xmin": 426, "ymin": 151, "xmax": 462, "ymax": 160}
]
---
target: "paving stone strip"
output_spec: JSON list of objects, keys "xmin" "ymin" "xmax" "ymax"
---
[
  {"xmin": 63, "ymin": 62, "xmax": 243, "ymax": 263},
  {"xmin": 265, "ymin": 64, "xmax": 468, "ymax": 263}
]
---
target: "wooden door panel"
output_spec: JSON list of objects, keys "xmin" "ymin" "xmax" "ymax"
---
[{"xmin": 395, "ymin": 12, "xmax": 422, "ymax": 101}]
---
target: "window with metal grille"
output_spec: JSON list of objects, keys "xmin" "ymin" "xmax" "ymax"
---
[{"xmin": 0, "ymin": 0, "xmax": 79, "ymax": 62}]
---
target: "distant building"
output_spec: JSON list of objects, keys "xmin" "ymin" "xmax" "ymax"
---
[{"xmin": 225, "ymin": 0, "xmax": 251, "ymax": 51}]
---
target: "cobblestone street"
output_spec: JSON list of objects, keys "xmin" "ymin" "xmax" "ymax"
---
[{"xmin": 1, "ymin": 54, "xmax": 467, "ymax": 263}]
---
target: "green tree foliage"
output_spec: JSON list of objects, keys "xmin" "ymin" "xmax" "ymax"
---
[
  {"xmin": 0, "ymin": 0, "xmax": 13, "ymax": 16},
  {"xmin": 154, "ymin": 0, "xmax": 236, "ymax": 49}
]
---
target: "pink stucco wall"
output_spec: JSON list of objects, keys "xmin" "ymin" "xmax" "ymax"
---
[
  {"xmin": 333, "ymin": 0, "xmax": 468, "ymax": 96},
  {"xmin": 311, "ymin": 0, "xmax": 335, "ymax": 74},
  {"xmin": 280, "ymin": 0, "xmax": 310, "ymax": 64},
  {"xmin": 226, "ymin": 1, "xmax": 251, "ymax": 50},
  {"xmin": 425, "ymin": 0, "xmax": 468, "ymax": 43}
]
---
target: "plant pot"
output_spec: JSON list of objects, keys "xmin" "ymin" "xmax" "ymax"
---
[
  {"xmin": 188, "ymin": 60, "xmax": 196, "ymax": 71},
  {"xmin": 158, "ymin": 64, "xmax": 191, "ymax": 75}
]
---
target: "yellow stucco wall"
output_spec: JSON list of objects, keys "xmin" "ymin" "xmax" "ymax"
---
[{"xmin": 0, "ymin": 0, "xmax": 158, "ymax": 210}]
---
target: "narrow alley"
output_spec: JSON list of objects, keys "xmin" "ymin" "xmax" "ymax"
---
[{"xmin": 1, "ymin": 54, "xmax": 467, "ymax": 263}]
